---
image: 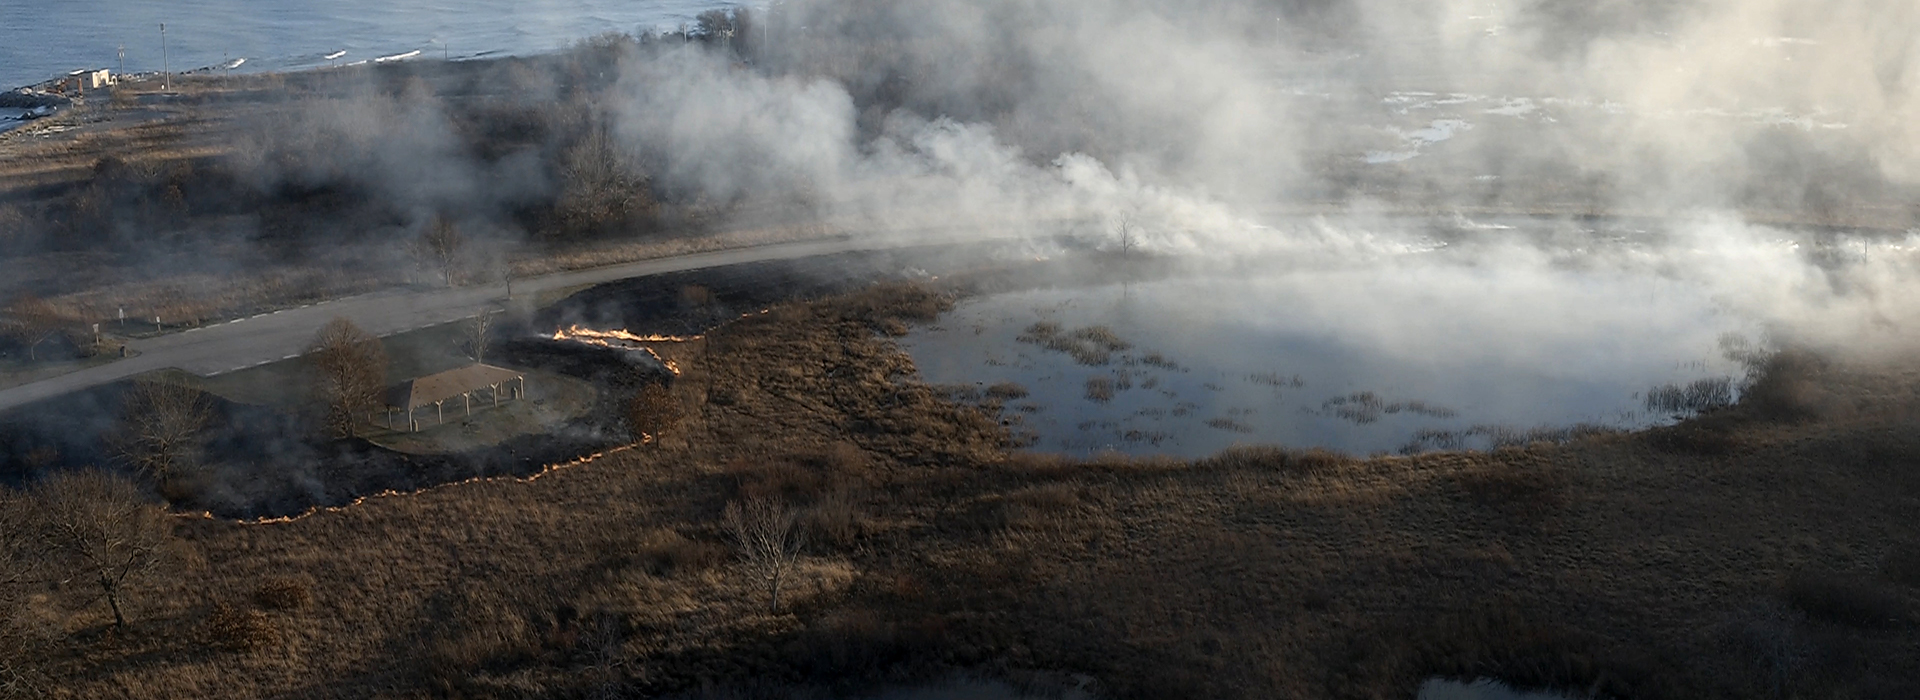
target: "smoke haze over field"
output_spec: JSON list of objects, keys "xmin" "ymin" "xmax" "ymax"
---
[
  {"xmin": 7, "ymin": 0, "xmax": 1920, "ymax": 362},
  {"xmin": 576, "ymin": 0, "xmax": 1920, "ymax": 352}
]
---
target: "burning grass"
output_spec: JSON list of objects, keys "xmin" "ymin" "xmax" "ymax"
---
[{"xmin": 9, "ymin": 281, "xmax": 1920, "ymax": 699}]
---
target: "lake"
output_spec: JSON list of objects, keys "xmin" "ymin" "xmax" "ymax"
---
[
  {"xmin": 902, "ymin": 233, "xmax": 1756, "ymax": 458},
  {"xmin": 0, "ymin": 0, "xmax": 743, "ymax": 90}
]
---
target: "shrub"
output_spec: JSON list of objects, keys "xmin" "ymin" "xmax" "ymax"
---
[
  {"xmin": 1293, "ymin": 448, "xmax": 1353, "ymax": 474},
  {"xmin": 1453, "ymin": 463, "xmax": 1570, "ymax": 522},
  {"xmin": 735, "ymin": 459, "xmax": 829, "ymax": 503},
  {"xmin": 252, "ymin": 578, "xmax": 313, "ymax": 611},
  {"xmin": 984, "ymin": 382, "xmax": 1029, "ymax": 400},
  {"xmin": 635, "ymin": 529, "xmax": 727, "ymax": 577},
  {"xmin": 803, "ymin": 489, "xmax": 862, "ymax": 548},
  {"xmin": 1645, "ymin": 420, "xmax": 1741, "ymax": 456},
  {"xmin": 1740, "ymin": 350, "xmax": 1828, "ymax": 422},
  {"xmin": 1784, "ymin": 570, "xmax": 1911, "ymax": 628},
  {"xmin": 202, "ymin": 603, "xmax": 278, "ymax": 652},
  {"xmin": 1085, "ymin": 376, "xmax": 1114, "ymax": 402}
]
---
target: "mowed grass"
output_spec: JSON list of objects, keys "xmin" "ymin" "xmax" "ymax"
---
[
  {"xmin": 9, "ymin": 282, "xmax": 1920, "ymax": 699},
  {"xmin": 363, "ymin": 368, "xmax": 596, "ymax": 455},
  {"xmin": 147, "ymin": 319, "xmax": 601, "ymax": 454},
  {"xmin": 187, "ymin": 320, "xmax": 485, "ymax": 411}
]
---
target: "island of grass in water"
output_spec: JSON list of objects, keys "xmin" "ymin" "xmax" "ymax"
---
[{"xmin": 903, "ymin": 261, "xmax": 1754, "ymax": 458}]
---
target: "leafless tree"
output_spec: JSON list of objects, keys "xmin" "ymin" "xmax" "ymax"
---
[
  {"xmin": 0, "ymin": 489, "xmax": 44, "ymax": 694},
  {"xmin": 556, "ymin": 128, "xmax": 651, "ymax": 234},
  {"xmin": 723, "ymin": 497, "xmax": 805, "ymax": 614},
  {"xmin": 0, "ymin": 490, "xmax": 37, "ymax": 615},
  {"xmin": 626, "ymin": 382, "xmax": 684, "ymax": 442},
  {"xmin": 31, "ymin": 472, "xmax": 175, "ymax": 630},
  {"xmin": 461, "ymin": 310, "xmax": 496, "ymax": 364},
  {"xmin": 2, "ymin": 296, "xmax": 67, "ymax": 362},
  {"xmin": 308, "ymin": 317, "xmax": 388, "ymax": 439},
  {"xmin": 109, "ymin": 380, "xmax": 210, "ymax": 483},
  {"xmin": 1726, "ymin": 601, "xmax": 1809, "ymax": 699},
  {"xmin": 415, "ymin": 214, "xmax": 464, "ymax": 287}
]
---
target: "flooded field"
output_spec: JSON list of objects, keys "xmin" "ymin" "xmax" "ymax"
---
[{"xmin": 904, "ymin": 253, "xmax": 1756, "ymax": 458}]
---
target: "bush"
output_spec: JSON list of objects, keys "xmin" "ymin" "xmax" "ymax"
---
[
  {"xmin": 984, "ymin": 382, "xmax": 1029, "ymax": 400},
  {"xmin": 1784, "ymin": 570, "xmax": 1911, "ymax": 628},
  {"xmin": 803, "ymin": 489, "xmax": 862, "ymax": 548},
  {"xmin": 1644, "ymin": 420, "xmax": 1741, "ymax": 456},
  {"xmin": 252, "ymin": 578, "xmax": 313, "ymax": 611},
  {"xmin": 1453, "ymin": 463, "xmax": 1570, "ymax": 523},
  {"xmin": 636, "ymin": 529, "xmax": 727, "ymax": 577},
  {"xmin": 1740, "ymin": 350, "xmax": 1828, "ymax": 422},
  {"xmin": 1084, "ymin": 376, "xmax": 1114, "ymax": 402},
  {"xmin": 202, "ymin": 603, "xmax": 278, "ymax": 652}
]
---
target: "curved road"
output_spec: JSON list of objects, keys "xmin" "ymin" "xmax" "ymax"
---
[{"xmin": 0, "ymin": 236, "xmax": 893, "ymax": 413}]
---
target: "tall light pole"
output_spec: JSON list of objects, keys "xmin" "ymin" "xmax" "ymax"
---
[
  {"xmin": 160, "ymin": 23, "xmax": 170, "ymax": 90},
  {"xmin": 117, "ymin": 45, "xmax": 125, "ymax": 75}
]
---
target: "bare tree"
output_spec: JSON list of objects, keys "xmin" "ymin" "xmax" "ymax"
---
[
  {"xmin": 556, "ymin": 128, "xmax": 651, "ymax": 235},
  {"xmin": 109, "ymin": 380, "xmax": 211, "ymax": 484},
  {"xmin": 626, "ymin": 381, "xmax": 684, "ymax": 442},
  {"xmin": 723, "ymin": 497, "xmax": 805, "ymax": 614},
  {"xmin": 461, "ymin": 310, "xmax": 496, "ymax": 364},
  {"xmin": 1112, "ymin": 211, "xmax": 1139, "ymax": 258},
  {"xmin": 2, "ymin": 296, "xmax": 67, "ymax": 362},
  {"xmin": 1727, "ymin": 601, "xmax": 1809, "ymax": 699},
  {"xmin": 0, "ymin": 489, "xmax": 37, "ymax": 615},
  {"xmin": 31, "ymin": 472, "xmax": 175, "ymax": 629},
  {"xmin": 308, "ymin": 317, "xmax": 388, "ymax": 439},
  {"xmin": 415, "ymin": 214, "xmax": 464, "ymax": 287}
]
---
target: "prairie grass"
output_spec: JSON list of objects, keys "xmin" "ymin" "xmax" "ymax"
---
[{"xmin": 7, "ymin": 283, "xmax": 1920, "ymax": 699}]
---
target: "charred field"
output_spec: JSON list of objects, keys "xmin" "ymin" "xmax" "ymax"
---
[
  {"xmin": 0, "ymin": 270, "xmax": 1916, "ymax": 698},
  {"xmin": 0, "ymin": 248, "xmax": 970, "ymax": 519},
  {"xmin": 5, "ymin": 1, "xmax": 1920, "ymax": 698}
]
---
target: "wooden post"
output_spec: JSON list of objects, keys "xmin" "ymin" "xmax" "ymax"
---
[
  {"xmin": 437, "ymin": 401, "xmax": 444, "ymax": 424},
  {"xmin": 464, "ymin": 392, "xmax": 471, "ymax": 416},
  {"xmin": 492, "ymin": 383, "xmax": 500, "ymax": 407}
]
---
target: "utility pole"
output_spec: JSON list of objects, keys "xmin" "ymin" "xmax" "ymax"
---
[
  {"xmin": 160, "ymin": 23, "xmax": 170, "ymax": 90},
  {"xmin": 117, "ymin": 45, "xmax": 125, "ymax": 75}
]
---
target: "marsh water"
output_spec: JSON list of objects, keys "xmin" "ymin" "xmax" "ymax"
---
[{"xmin": 903, "ymin": 250, "xmax": 1754, "ymax": 458}]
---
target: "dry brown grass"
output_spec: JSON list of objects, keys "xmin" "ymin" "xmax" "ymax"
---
[{"xmin": 8, "ymin": 283, "xmax": 1920, "ymax": 699}]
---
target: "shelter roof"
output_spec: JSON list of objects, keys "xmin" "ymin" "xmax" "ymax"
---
[{"xmin": 386, "ymin": 364, "xmax": 522, "ymax": 410}]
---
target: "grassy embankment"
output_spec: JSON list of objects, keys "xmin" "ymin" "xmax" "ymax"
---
[{"xmin": 6, "ymin": 280, "xmax": 1918, "ymax": 699}]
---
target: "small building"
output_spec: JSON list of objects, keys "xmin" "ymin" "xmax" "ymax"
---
[
  {"xmin": 383, "ymin": 364, "xmax": 526, "ymax": 432},
  {"xmin": 64, "ymin": 69, "xmax": 112, "ymax": 91}
]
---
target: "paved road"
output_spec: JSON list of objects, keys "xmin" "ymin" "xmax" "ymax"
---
[{"xmin": 0, "ymin": 235, "xmax": 893, "ymax": 413}]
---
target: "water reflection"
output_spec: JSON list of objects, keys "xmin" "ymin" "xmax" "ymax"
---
[{"xmin": 903, "ymin": 260, "xmax": 1751, "ymax": 457}]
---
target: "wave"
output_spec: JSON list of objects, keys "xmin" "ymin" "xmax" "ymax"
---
[
  {"xmin": 323, "ymin": 50, "xmax": 347, "ymax": 60},
  {"xmin": 374, "ymin": 49, "xmax": 421, "ymax": 63}
]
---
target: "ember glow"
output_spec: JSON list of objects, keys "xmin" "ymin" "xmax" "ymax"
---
[{"xmin": 549, "ymin": 325, "xmax": 693, "ymax": 375}]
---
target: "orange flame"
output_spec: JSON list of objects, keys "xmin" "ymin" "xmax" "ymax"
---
[
  {"xmin": 549, "ymin": 325, "xmax": 691, "ymax": 375},
  {"xmin": 177, "ymin": 442, "xmax": 645, "ymax": 526}
]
